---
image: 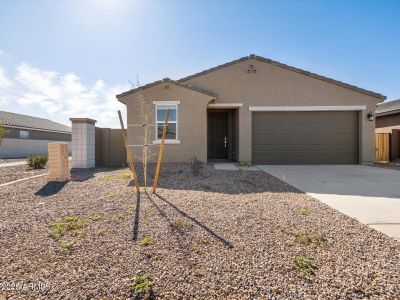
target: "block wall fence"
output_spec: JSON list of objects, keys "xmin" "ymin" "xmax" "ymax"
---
[{"xmin": 70, "ymin": 118, "xmax": 96, "ymax": 168}]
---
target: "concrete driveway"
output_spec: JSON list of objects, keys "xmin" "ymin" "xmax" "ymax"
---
[{"xmin": 256, "ymin": 165, "xmax": 400, "ymax": 240}]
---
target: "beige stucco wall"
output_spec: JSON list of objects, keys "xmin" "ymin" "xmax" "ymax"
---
[
  {"xmin": 121, "ymin": 83, "xmax": 213, "ymax": 162},
  {"xmin": 120, "ymin": 58, "xmax": 382, "ymax": 164},
  {"xmin": 183, "ymin": 58, "xmax": 381, "ymax": 164}
]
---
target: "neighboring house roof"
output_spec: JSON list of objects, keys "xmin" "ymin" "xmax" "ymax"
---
[
  {"xmin": 179, "ymin": 54, "xmax": 386, "ymax": 101},
  {"xmin": 0, "ymin": 111, "xmax": 71, "ymax": 133},
  {"xmin": 116, "ymin": 78, "xmax": 217, "ymax": 99},
  {"xmin": 376, "ymin": 99, "xmax": 400, "ymax": 116}
]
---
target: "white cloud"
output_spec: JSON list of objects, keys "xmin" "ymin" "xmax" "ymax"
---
[
  {"xmin": 0, "ymin": 67, "xmax": 12, "ymax": 89},
  {"xmin": 0, "ymin": 62, "xmax": 129, "ymax": 127}
]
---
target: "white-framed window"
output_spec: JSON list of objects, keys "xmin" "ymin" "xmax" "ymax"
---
[
  {"xmin": 19, "ymin": 130, "xmax": 29, "ymax": 139},
  {"xmin": 154, "ymin": 102, "xmax": 179, "ymax": 142}
]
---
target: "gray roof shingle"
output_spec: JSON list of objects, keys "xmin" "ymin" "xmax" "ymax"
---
[
  {"xmin": 376, "ymin": 99, "xmax": 400, "ymax": 116},
  {"xmin": 0, "ymin": 111, "xmax": 71, "ymax": 133}
]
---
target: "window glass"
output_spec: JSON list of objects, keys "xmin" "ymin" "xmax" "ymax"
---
[
  {"xmin": 156, "ymin": 104, "xmax": 178, "ymax": 141},
  {"xmin": 157, "ymin": 106, "xmax": 176, "ymax": 122},
  {"xmin": 19, "ymin": 130, "xmax": 29, "ymax": 139},
  {"xmin": 157, "ymin": 123, "xmax": 176, "ymax": 140}
]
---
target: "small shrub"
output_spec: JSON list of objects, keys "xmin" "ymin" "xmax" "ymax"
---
[
  {"xmin": 105, "ymin": 191, "xmax": 118, "ymax": 198},
  {"xmin": 194, "ymin": 270, "xmax": 205, "ymax": 277},
  {"xmin": 170, "ymin": 219, "xmax": 193, "ymax": 231},
  {"xmin": 48, "ymin": 222, "xmax": 68, "ymax": 239},
  {"xmin": 139, "ymin": 237, "xmax": 152, "ymax": 247},
  {"xmin": 144, "ymin": 208, "xmax": 156, "ymax": 217},
  {"xmin": 27, "ymin": 155, "xmax": 48, "ymax": 169},
  {"xmin": 116, "ymin": 209, "xmax": 134, "ymax": 220},
  {"xmin": 131, "ymin": 273, "xmax": 153, "ymax": 299},
  {"xmin": 97, "ymin": 229, "xmax": 106, "ymax": 237},
  {"xmin": 65, "ymin": 215, "xmax": 79, "ymax": 222},
  {"xmin": 290, "ymin": 230, "xmax": 312, "ymax": 245},
  {"xmin": 117, "ymin": 171, "xmax": 131, "ymax": 180},
  {"xmin": 310, "ymin": 233, "xmax": 328, "ymax": 247},
  {"xmin": 191, "ymin": 246, "xmax": 202, "ymax": 254},
  {"xmin": 300, "ymin": 208, "xmax": 311, "ymax": 216},
  {"xmin": 71, "ymin": 229, "xmax": 79, "ymax": 237},
  {"xmin": 288, "ymin": 230, "xmax": 328, "ymax": 247},
  {"xmin": 294, "ymin": 256, "xmax": 317, "ymax": 277},
  {"xmin": 48, "ymin": 215, "xmax": 98, "ymax": 239},
  {"xmin": 89, "ymin": 214, "xmax": 102, "ymax": 221},
  {"xmin": 60, "ymin": 241, "xmax": 74, "ymax": 251},
  {"xmin": 190, "ymin": 157, "xmax": 204, "ymax": 176},
  {"xmin": 238, "ymin": 161, "xmax": 251, "ymax": 168}
]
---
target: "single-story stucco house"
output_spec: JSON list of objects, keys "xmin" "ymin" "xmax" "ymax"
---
[
  {"xmin": 376, "ymin": 99, "xmax": 400, "ymax": 132},
  {"xmin": 116, "ymin": 54, "xmax": 385, "ymax": 165},
  {"xmin": 375, "ymin": 99, "xmax": 400, "ymax": 160},
  {"xmin": 0, "ymin": 111, "xmax": 71, "ymax": 158}
]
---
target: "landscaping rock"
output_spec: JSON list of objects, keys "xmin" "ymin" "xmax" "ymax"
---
[{"xmin": 0, "ymin": 164, "xmax": 399, "ymax": 299}]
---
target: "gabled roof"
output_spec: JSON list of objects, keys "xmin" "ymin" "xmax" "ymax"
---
[
  {"xmin": 376, "ymin": 99, "xmax": 400, "ymax": 116},
  {"xmin": 179, "ymin": 54, "xmax": 386, "ymax": 101},
  {"xmin": 116, "ymin": 78, "xmax": 217, "ymax": 99},
  {"xmin": 0, "ymin": 111, "xmax": 71, "ymax": 133}
]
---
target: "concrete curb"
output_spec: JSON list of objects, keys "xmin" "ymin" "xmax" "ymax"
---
[{"xmin": 0, "ymin": 173, "xmax": 47, "ymax": 187}]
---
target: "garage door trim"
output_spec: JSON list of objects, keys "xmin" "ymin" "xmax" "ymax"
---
[{"xmin": 249, "ymin": 105, "xmax": 366, "ymax": 111}]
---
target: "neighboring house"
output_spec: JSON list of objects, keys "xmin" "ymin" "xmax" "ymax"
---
[
  {"xmin": 117, "ymin": 54, "xmax": 385, "ymax": 164},
  {"xmin": 376, "ymin": 99, "xmax": 400, "ymax": 132},
  {"xmin": 376, "ymin": 99, "xmax": 400, "ymax": 160},
  {"xmin": 0, "ymin": 111, "xmax": 71, "ymax": 158}
]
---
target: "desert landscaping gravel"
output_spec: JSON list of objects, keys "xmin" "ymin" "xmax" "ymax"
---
[
  {"xmin": 0, "ymin": 164, "xmax": 46, "ymax": 185},
  {"xmin": 0, "ymin": 164, "xmax": 399, "ymax": 299}
]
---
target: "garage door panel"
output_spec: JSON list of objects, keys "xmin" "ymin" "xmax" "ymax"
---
[{"xmin": 252, "ymin": 111, "xmax": 358, "ymax": 164}]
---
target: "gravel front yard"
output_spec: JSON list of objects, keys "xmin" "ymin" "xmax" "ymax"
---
[
  {"xmin": 0, "ymin": 164, "xmax": 47, "ymax": 185},
  {"xmin": 1, "ymin": 164, "xmax": 399, "ymax": 299}
]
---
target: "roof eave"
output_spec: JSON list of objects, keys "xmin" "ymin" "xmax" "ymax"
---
[
  {"xmin": 116, "ymin": 78, "xmax": 216, "ymax": 101},
  {"xmin": 376, "ymin": 109, "xmax": 400, "ymax": 117},
  {"xmin": 179, "ymin": 54, "xmax": 386, "ymax": 101}
]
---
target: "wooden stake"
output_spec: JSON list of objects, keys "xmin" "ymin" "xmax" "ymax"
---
[
  {"xmin": 152, "ymin": 109, "xmax": 169, "ymax": 194},
  {"xmin": 118, "ymin": 110, "xmax": 140, "ymax": 193}
]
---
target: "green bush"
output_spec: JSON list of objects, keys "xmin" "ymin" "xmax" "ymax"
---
[
  {"xmin": 190, "ymin": 156, "xmax": 204, "ymax": 176},
  {"xmin": 27, "ymin": 155, "xmax": 48, "ymax": 169}
]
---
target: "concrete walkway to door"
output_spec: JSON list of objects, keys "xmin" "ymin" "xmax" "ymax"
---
[{"xmin": 257, "ymin": 165, "xmax": 400, "ymax": 241}]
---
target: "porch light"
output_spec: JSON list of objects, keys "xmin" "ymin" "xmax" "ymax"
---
[{"xmin": 367, "ymin": 111, "xmax": 374, "ymax": 121}]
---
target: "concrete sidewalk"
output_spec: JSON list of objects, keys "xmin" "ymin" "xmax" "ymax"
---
[
  {"xmin": 257, "ymin": 165, "xmax": 400, "ymax": 241},
  {"xmin": 0, "ymin": 161, "xmax": 27, "ymax": 168}
]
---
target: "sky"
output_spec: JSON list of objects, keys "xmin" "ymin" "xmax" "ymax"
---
[{"xmin": 0, "ymin": 0, "xmax": 399, "ymax": 127}]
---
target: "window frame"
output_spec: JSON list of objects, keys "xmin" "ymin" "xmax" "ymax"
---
[
  {"xmin": 154, "ymin": 101, "xmax": 180, "ymax": 143},
  {"xmin": 19, "ymin": 130, "xmax": 29, "ymax": 139}
]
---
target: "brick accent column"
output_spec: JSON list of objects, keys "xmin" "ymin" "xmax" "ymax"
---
[{"xmin": 70, "ymin": 118, "xmax": 96, "ymax": 168}]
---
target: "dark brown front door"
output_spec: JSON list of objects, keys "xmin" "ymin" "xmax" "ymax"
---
[{"xmin": 208, "ymin": 112, "xmax": 228, "ymax": 159}]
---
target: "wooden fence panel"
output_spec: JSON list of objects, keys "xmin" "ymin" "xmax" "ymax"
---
[{"xmin": 375, "ymin": 133, "xmax": 390, "ymax": 162}]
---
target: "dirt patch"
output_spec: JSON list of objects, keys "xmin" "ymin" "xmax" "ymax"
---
[
  {"xmin": 374, "ymin": 161, "xmax": 400, "ymax": 171},
  {"xmin": 0, "ymin": 164, "xmax": 399, "ymax": 299},
  {"xmin": 0, "ymin": 164, "xmax": 47, "ymax": 185}
]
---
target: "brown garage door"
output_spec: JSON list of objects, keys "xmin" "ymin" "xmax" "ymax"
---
[{"xmin": 252, "ymin": 111, "xmax": 359, "ymax": 164}]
